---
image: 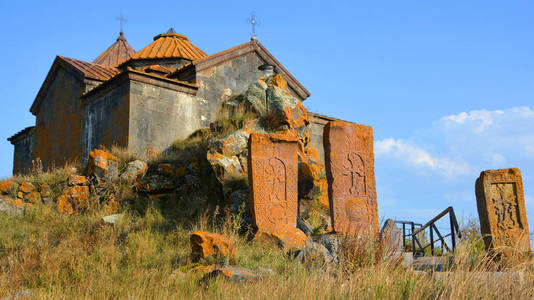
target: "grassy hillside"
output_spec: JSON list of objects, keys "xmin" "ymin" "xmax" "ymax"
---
[{"xmin": 1, "ymin": 195, "xmax": 534, "ymax": 299}]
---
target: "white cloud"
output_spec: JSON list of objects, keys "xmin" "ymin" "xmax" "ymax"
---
[{"xmin": 375, "ymin": 138, "xmax": 470, "ymax": 177}]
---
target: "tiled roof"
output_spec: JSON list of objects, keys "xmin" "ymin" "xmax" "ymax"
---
[
  {"xmin": 59, "ymin": 56, "xmax": 120, "ymax": 81},
  {"xmin": 93, "ymin": 32, "xmax": 136, "ymax": 67},
  {"xmin": 142, "ymin": 64, "xmax": 171, "ymax": 75},
  {"xmin": 128, "ymin": 29, "xmax": 207, "ymax": 62}
]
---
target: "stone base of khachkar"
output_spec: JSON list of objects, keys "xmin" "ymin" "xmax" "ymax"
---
[
  {"xmin": 476, "ymin": 168, "xmax": 531, "ymax": 253},
  {"xmin": 323, "ymin": 121, "xmax": 379, "ymax": 236}
]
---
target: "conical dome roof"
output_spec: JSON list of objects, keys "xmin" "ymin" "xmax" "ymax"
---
[
  {"xmin": 129, "ymin": 28, "xmax": 207, "ymax": 61},
  {"xmin": 93, "ymin": 32, "xmax": 136, "ymax": 67}
]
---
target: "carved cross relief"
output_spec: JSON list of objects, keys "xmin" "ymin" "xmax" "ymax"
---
[
  {"xmin": 490, "ymin": 183, "xmax": 522, "ymax": 230},
  {"xmin": 341, "ymin": 152, "xmax": 366, "ymax": 197}
]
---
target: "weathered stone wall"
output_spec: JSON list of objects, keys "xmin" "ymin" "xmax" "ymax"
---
[
  {"xmin": 33, "ymin": 68, "xmax": 84, "ymax": 170},
  {"xmin": 82, "ymin": 82, "xmax": 130, "ymax": 160},
  {"xmin": 195, "ymin": 52, "xmax": 304, "ymax": 128},
  {"xmin": 128, "ymin": 81, "xmax": 199, "ymax": 156},
  {"xmin": 12, "ymin": 130, "xmax": 35, "ymax": 174}
]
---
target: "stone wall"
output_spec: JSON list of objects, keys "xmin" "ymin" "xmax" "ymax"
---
[
  {"xmin": 128, "ymin": 81, "xmax": 199, "ymax": 156},
  {"xmin": 195, "ymin": 52, "xmax": 304, "ymax": 128},
  {"xmin": 82, "ymin": 82, "xmax": 130, "ymax": 160},
  {"xmin": 11, "ymin": 129, "xmax": 35, "ymax": 174},
  {"xmin": 33, "ymin": 68, "xmax": 85, "ymax": 170}
]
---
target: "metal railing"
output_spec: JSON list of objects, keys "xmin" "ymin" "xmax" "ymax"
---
[{"xmin": 396, "ymin": 206, "xmax": 461, "ymax": 256}]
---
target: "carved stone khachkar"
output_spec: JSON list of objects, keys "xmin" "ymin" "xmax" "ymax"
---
[
  {"xmin": 248, "ymin": 133, "xmax": 298, "ymax": 229},
  {"xmin": 324, "ymin": 121, "xmax": 378, "ymax": 235},
  {"xmin": 476, "ymin": 168, "xmax": 530, "ymax": 252}
]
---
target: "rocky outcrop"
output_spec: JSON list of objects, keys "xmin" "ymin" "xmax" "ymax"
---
[
  {"xmin": 88, "ymin": 149, "xmax": 119, "ymax": 180},
  {"xmin": 120, "ymin": 160, "xmax": 148, "ymax": 182},
  {"xmin": 206, "ymin": 74, "xmax": 328, "ymax": 228}
]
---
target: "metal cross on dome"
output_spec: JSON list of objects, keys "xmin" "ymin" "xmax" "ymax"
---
[{"xmin": 116, "ymin": 13, "xmax": 127, "ymax": 33}]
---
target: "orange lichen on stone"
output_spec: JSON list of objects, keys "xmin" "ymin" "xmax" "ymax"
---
[
  {"xmin": 255, "ymin": 225, "xmax": 308, "ymax": 250},
  {"xmin": 88, "ymin": 149, "xmax": 119, "ymax": 177},
  {"xmin": 248, "ymin": 133, "xmax": 299, "ymax": 229},
  {"xmin": 68, "ymin": 174, "xmax": 87, "ymax": 186},
  {"xmin": 57, "ymin": 196, "xmax": 74, "ymax": 215},
  {"xmin": 0, "ymin": 180, "xmax": 16, "ymax": 194},
  {"xmin": 190, "ymin": 231, "xmax": 236, "ymax": 262},
  {"xmin": 269, "ymin": 74, "xmax": 287, "ymax": 91},
  {"xmin": 476, "ymin": 168, "xmax": 531, "ymax": 252},
  {"xmin": 57, "ymin": 186, "xmax": 90, "ymax": 214},
  {"xmin": 19, "ymin": 181, "xmax": 36, "ymax": 194},
  {"xmin": 324, "ymin": 121, "xmax": 379, "ymax": 236}
]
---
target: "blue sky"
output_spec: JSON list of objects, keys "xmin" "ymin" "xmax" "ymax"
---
[{"xmin": 1, "ymin": 1, "xmax": 533, "ymax": 229}]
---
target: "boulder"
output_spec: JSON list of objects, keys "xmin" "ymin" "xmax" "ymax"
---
[
  {"xmin": 202, "ymin": 266, "xmax": 260, "ymax": 283},
  {"xmin": 313, "ymin": 233, "xmax": 342, "ymax": 257},
  {"xmin": 255, "ymin": 225, "xmax": 308, "ymax": 250},
  {"xmin": 68, "ymin": 174, "xmax": 87, "ymax": 186},
  {"xmin": 0, "ymin": 195, "xmax": 24, "ymax": 215},
  {"xmin": 297, "ymin": 217, "xmax": 314, "ymax": 237},
  {"xmin": 0, "ymin": 179, "xmax": 17, "ymax": 195},
  {"xmin": 102, "ymin": 213, "xmax": 123, "ymax": 224},
  {"xmin": 88, "ymin": 149, "xmax": 119, "ymax": 180},
  {"xmin": 380, "ymin": 219, "xmax": 403, "ymax": 254},
  {"xmin": 190, "ymin": 231, "xmax": 236, "ymax": 262},
  {"xmin": 292, "ymin": 241, "xmax": 337, "ymax": 264},
  {"xmin": 134, "ymin": 175, "xmax": 175, "ymax": 193},
  {"xmin": 56, "ymin": 186, "xmax": 90, "ymax": 215},
  {"xmin": 17, "ymin": 181, "xmax": 41, "ymax": 204},
  {"xmin": 120, "ymin": 160, "xmax": 148, "ymax": 182}
]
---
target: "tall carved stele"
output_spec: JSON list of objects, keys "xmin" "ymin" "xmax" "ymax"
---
[
  {"xmin": 324, "ymin": 121, "xmax": 378, "ymax": 235},
  {"xmin": 248, "ymin": 133, "xmax": 299, "ymax": 229},
  {"xmin": 475, "ymin": 168, "xmax": 531, "ymax": 252}
]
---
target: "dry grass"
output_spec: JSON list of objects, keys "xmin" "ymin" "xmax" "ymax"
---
[{"xmin": 0, "ymin": 199, "xmax": 533, "ymax": 299}]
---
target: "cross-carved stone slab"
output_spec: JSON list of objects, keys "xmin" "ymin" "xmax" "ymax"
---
[
  {"xmin": 248, "ymin": 133, "xmax": 298, "ymax": 229},
  {"xmin": 476, "ymin": 168, "xmax": 530, "ymax": 252},
  {"xmin": 324, "ymin": 121, "xmax": 378, "ymax": 235}
]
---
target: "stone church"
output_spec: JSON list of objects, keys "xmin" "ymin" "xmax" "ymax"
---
[{"xmin": 8, "ymin": 29, "xmax": 336, "ymax": 174}]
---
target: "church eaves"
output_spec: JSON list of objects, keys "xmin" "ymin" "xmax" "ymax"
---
[
  {"xmin": 93, "ymin": 32, "xmax": 136, "ymax": 67},
  {"xmin": 125, "ymin": 29, "xmax": 207, "ymax": 62}
]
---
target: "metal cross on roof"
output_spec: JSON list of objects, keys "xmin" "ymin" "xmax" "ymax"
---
[
  {"xmin": 116, "ymin": 13, "xmax": 127, "ymax": 33},
  {"xmin": 248, "ymin": 13, "xmax": 258, "ymax": 40}
]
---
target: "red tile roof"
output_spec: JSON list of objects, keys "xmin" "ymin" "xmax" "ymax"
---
[
  {"xmin": 59, "ymin": 56, "xmax": 120, "ymax": 81},
  {"xmin": 127, "ymin": 29, "xmax": 207, "ymax": 62},
  {"xmin": 93, "ymin": 32, "xmax": 136, "ymax": 67}
]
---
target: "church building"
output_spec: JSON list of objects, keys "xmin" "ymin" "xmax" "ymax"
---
[{"xmin": 8, "ymin": 28, "xmax": 336, "ymax": 174}]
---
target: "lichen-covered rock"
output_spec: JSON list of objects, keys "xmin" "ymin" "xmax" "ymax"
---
[
  {"xmin": 190, "ymin": 231, "xmax": 236, "ymax": 262},
  {"xmin": 88, "ymin": 149, "xmax": 119, "ymax": 180},
  {"xmin": 292, "ymin": 241, "xmax": 337, "ymax": 264},
  {"xmin": 0, "ymin": 180, "xmax": 17, "ymax": 195},
  {"xmin": 0, "ymin": 195, "xmax": 24, "ymax": 215},
  {"xmin": 134, "ymin": 175, "xmax": 175, "ymax": 193},
  {"xmin": 19, "ymin": 181, "xmax": 36, "ymax": 194},
  {"xmin": 17, "ymin": 181, "xmax": 41, "ymax": 204},
  {"xmin": 255, "ymin": 225, "xmax": 309, "ymax": 250},
  {"xmin": 68, "ymin": 174, "xmax": 87, "ymax": 186},
  {"xmin": 206, "ymin": 152, "xmax": 244, "ymax": 185},
  {"xmin": 57, "ymin": 186, "xmax": 90, "ymax": 214},
  {"xmin": 120, "ymin": 160, "xmax": 148, "ymax": 182},
  {"xmin": 202, "ymin": 266, "xmax": 260, "ymax": 283}
]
